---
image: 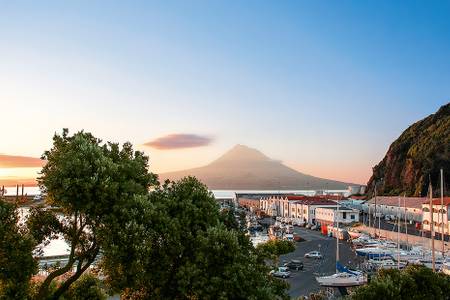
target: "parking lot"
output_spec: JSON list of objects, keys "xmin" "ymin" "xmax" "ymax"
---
[{"xmin": 279, "ymin": 226, "xmax": 364, "ymax": 298}]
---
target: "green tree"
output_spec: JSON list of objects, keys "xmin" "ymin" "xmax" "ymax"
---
[
  {"xmin": 66, "ymin": 273, "xmax": 107, "ymax": 300},
  {"xmin": 101, "ymin": 177, "xmax": 289, "ymax": 299},
  {"xmin": 33, "ymin": 129, "xmax": 156, "ymax": 299},
  {"xmin": 256, "ymin": 239, "xmax": 296, "ymax": 267},
  {"xmin": 0, "ymin": 200, "xmax": 37, "ymax": 299},
  {"xmin": 350, "ymin": 265, "xmax": 450, "ymax": 300}
]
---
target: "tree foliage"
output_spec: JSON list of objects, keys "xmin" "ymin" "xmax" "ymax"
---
[
  {"xmin": 101, "ymin": 177, "xmax": 290, "ymax": 299},
  {"xmin": 0, "ymin": 201, "xmax": 37, "ymax": 299},
  {"xmin": 65, "ymin": 274, "xmax": 106, "ymax": 300},
  {"xmin": 33, "ymin": 129, "xmax": 156, "ymax": 299},
  {"xmin": 256, "ymin": 239, "xmax": 296, "ymax": 266},
  {"xmin": 2, "ymin": 129, "xmax": 290, "ymax": 300},
  {"xmin": 350, "ymin": 265, "xmax": 450, "ymax": 300}
]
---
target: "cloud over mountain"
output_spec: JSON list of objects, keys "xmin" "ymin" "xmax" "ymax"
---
[
  {"xmin": 0, "ymin": 154, "xmax": 44, "ymax": 168},
  {"xmin": 144, "ymin": 134, "xmax": 213, "ymax": 150}
]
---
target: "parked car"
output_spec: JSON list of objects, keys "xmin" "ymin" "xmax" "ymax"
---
[
  {"xmin": 304, "ymin": 251, "xmax": 323, "ymax": 259},
  {"xmin": 284, "ymin": 260, "xmax": 304, "ymax": 271},
  {"xmin": 270, "ymin": 267, "xmax": 291, "ymax": 278},
  {"xmin": 284, "ymin": 233, "xmax": 294, "ymax": 241},
  {"xmin": 33, "ymin": 194, "xmax": 43, "ymax": 201},
  {"xmin": 285, "ymin": 225, "xmax": 294, "ymax": 233}
]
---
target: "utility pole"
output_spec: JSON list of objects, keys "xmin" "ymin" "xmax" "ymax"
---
[
  {"xmin": 404, "ymin": 195, "xmax": 408, "ymax": 250},
  {"xmin": 397, "ymin": 196, "xmax": 401, "ymax": 270},
  {"xmin": 429, "ymin": 180, "xmax": 435, "ymax": 272},
  {"xmin": 441, "ymin": 168, "xmax": 445, "ymax": 257},
  {"xmin": 336, "ymin": 203, "xmax": 340, "ymax": 273},
  {"xmin": 374, "ymin": 184, "xmax": 377, "ymax": 237}
]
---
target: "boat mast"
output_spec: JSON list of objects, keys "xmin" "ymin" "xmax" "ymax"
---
[
  {"xmin": 374, "ymin": 184, "xmax": 377, "ymax": 237},
  {"xmin": 429, "ymin": 179, "xmax": 435, "ymax": 272},
  {"xmin": 441, "ymin": 168, "xmax": 445, "ymax": 257},
  {"xmin": 398, "ymin": 195, "xmax": 401, "ymax": 270},
  {"xmin": 404, "ymin": 194, "xmax": 408, "ymax": 249},
  {"xmin": 336, "ymin": 202, "xmax": 340, "ymax": 273},
  {"xmin": 378, "ymin": 197, "xmax": 382, "ymax": 238}
]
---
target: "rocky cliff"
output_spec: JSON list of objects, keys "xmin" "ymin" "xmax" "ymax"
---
[{"xmin": 366, "ymin": 103, "xmax": 450, "ymax": 197}]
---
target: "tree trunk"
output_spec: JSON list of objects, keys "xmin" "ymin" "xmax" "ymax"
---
[
  {"xmin": 36, "ymin": 258, "xmax": 75, "ymax": 299},
  {"xmin": 50, "ymin": 248, "xmax": 98, "ymax": 300}
]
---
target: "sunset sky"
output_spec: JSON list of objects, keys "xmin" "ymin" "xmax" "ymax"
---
[{"xmin": 1, "ymin": 1, "xmax": 449, "ymax": 186}]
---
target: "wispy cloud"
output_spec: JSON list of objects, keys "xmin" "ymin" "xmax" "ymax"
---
[
  {"xmin": 0, "ymin": 154, "xmax": 44, "ymax": 168},
  {"xmin": 144, "ymin": 134, "xmax": 213, "ymax": 150},
  {"xmin": 0, "ymin": 177, "xmax": 38, "ymax": 187}
]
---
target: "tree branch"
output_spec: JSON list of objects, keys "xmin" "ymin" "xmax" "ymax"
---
[
  {"xmin": 36, "ymin": 213, "xmax": 79, "ymax": 299},
  {"xmin": 50, "ymin": 244, "xmax": 100, "ymax": 300}
]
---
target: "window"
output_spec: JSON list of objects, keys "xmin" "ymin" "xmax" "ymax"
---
[
  {"xmin": 423, "ymin": 220, "xmax": 430, "ymax": 225},
  {"xmin": 439, "ymin": 209, "xmax": 447, "ymax": 214},
  {"xmin": 351, "ymin": 215, "xmax": 355, "ymax": 220},
  {"xmin": 342, "ymin": 212, "xmax": 347, "ymax": 219},
  {"xmin": 423, "ymin": 207, "xmax": 430, "ymax": 212}
]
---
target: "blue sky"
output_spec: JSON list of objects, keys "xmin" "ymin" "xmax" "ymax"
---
[{"xmin": 0, "ymin": 1, "xmax": 449, "ymax": 184}]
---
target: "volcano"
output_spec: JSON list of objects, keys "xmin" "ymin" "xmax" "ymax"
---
[{"xmin": 158, "ymin": 145, "xmax": 354, "ymax": 190}]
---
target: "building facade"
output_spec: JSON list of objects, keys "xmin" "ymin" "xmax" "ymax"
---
[
  {"xmin": 421, "ymin": 197, "xmax": 450, "ymax": 235},
  {"xmin": 315, "ymin": 207, "xmax": 360, "ymax": 226},
  {"xmin": 260, "ymin": 195, "xmax": 338, "ymax": 224},
  {"xmin": 362, "ymin": 196, "xmax": 425, "ymax": 222}
]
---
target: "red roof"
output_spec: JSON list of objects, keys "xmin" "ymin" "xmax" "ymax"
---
[
  {"xmin": 423, "ymin": 197, "xmax": 450, "ymax": 206},
  {"xmin": 367, "ymin": 196, "xmax": 425, "ymax": 209}
]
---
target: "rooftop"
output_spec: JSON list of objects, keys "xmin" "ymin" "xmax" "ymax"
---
[
  {"xmin": 366, "ymin": 196, "xmax": 425, "ymax": 209},
  {"xmin": 316, "ymin": 206, "xmax": 356, "ymax": 211},
  {"xmin": 422, "ymin": 197, "xmax": 450, "ymax": 206}
]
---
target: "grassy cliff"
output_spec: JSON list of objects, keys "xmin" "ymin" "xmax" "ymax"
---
[{"xmin": 366, "ymin": 102, "xmax": 450, "ymax": 197}]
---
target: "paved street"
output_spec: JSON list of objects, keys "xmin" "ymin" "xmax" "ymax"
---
[{"xmin": 279, "ymin": 227, "xmax": 364, "ymax": 298}]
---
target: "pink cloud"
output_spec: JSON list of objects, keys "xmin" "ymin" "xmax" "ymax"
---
[
  {"xmin": 144, "ymin": 134, "xmax": 213, "ymax": 150},
  {"xmin": 0, "ymin": 154, "xmax": 44, "ymax": 168}
]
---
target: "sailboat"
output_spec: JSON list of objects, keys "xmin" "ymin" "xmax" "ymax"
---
[{"xmin": 316, "ymin": 204, "xmax": 367, "ymax": 287}]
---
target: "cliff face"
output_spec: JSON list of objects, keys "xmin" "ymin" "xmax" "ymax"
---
[{"xmin": 366, "ymin": 103, "xmax": 450, "ymax": 197}]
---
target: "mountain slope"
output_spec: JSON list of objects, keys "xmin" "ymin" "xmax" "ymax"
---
[
  {"xmin": 366, "ymin": 102, "xmax": 450, "ymax": 197},
  {"xmin": 159, "ymin": 145, "xmax": 353, "ymax": 190}
]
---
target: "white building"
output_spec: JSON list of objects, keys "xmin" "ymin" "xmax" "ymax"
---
[
  {"xmin": 422, "ymin": 197, "xmax": 450, "ymax": 235},
  {"xmin": 260, "ymin": 195, "xmax": 338, "ymax": 224},
  {"xmin": 362, "ymin": 196, "xmax": 425, "ymax": 222},
  {"xmin": 315, "ymin": 207, "xmax": 360, "ymax": 226}
]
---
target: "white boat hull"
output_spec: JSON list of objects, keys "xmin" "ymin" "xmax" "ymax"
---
[{"xmin": 316, "ymin": 273, "xmax": 367, "ymax": 287}]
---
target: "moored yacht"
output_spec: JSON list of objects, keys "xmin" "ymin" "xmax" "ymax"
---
[
  {"xmin": 368, "ymin": 258, "xmax": 406, "ymax": 269},
  {"xmin": 355, "ymin": 246, "xmax": 393, "ymax": 259},
  {"xmin": 316, "ymin": 272, "xmax": 367, "ymax": 287}
]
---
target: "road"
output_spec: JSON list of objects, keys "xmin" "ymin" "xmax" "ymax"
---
[{"xmin": 279, "ymin": 227, "xmax": 364, "ymax": 298}]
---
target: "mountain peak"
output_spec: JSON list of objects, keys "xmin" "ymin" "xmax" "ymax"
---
[
  {"xmin": 160, "ymin": 144, "xmax": 352, "ymax": 190},
  {"xmin": 212, "ymin": 144, "xmax": 271, "ymax": 164}
]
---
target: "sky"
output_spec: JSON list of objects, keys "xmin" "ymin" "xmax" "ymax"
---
[{"xmin": 1, "ymin": 1, "xmax": 449, "ymax": 186}]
